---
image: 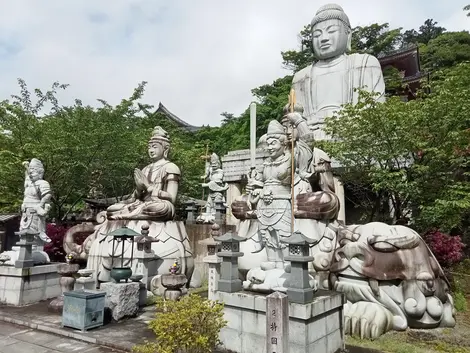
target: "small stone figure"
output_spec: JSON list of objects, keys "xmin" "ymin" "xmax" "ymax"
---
[
  {"xmin": 197, "ymin": 153, "xmax": 228, "ymax": 223},
  {"xmin": 169, "ymin": 260, "xmax": 180, "ymax": 275}
]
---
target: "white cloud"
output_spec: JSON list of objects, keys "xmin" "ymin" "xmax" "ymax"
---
[{"xmin": 0, "ymin": 0, "xmax": 468, "ymax": 127}]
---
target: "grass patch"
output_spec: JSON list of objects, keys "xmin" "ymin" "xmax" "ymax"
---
[{"xmin": 346, "ymin": 331, "xmax": 470, "ymax": 353}]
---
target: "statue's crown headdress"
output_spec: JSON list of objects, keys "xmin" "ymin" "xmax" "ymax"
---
[
  {"xmin": 149, "ymin": 126, "xmax": 170, "ymax": 143},
  {"xmin": 311, "ymin": 3, "xmax": 351, "ymax": 30}
]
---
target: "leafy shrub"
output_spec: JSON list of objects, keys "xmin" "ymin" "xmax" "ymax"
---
[
  {"xmin": 133, "ymin": 294, "xmax": 227, "ymax": 353},
  {"xmin": 425, "ymin": 229, "xmax": 465, "ymax": 268},
  {"xmin": 44, "ymin": 223, "xmax": 69, "ymax": 262},
  {"xmin": 454, "ymin": 290, "xmax": 468, "ymax": 312}
]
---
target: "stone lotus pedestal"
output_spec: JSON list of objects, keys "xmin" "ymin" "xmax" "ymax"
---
[
  {"xmin": 49, "ymin": 263, "xmax": 80, "ymax": 313},
  {"xmin": 161, "ymin": 273, "xmax": 187, "ymax": 301}
]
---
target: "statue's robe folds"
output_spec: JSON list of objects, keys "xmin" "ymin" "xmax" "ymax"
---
[{"xmin": 292, "ymin": 53, "xmax": 385, "ymax": 140}]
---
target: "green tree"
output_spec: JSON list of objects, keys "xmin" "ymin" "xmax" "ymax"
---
[
  {"xmin": 322, "ymin": 63, "xmax": 470, "ymax": 232},
  {"xmin": 420, "ymin": 31, "xmax": 470, "ymax": 71}
]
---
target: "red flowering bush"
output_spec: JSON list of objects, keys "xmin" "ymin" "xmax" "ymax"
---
[
  {"xmin": 44, "ymin": 223, "xmax": 69, "ymax": 263},
  {"xmin": 425, "ymin": 229, "xmax": 465, "ymax": 268}
]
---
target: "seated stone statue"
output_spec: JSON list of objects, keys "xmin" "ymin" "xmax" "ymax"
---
[
  {"xmin": 64, "ymin": 126, "xmax": 194, "ymax": 287},
  {"xmin": 106, "ymin": 126, "xmax": 180, "ymax": 221}
]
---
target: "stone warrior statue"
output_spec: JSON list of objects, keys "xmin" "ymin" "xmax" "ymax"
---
[
  {"xmin": 231, "ymin": 3, "xmax": 456, "ymax": 339},
  {"xmin": 20, "ymin": 158, "xmax": 52, "ymax": 244},
  {"xmin": 1, "ymin": 158, "xmax": 52, "ymax": 265},
  {"xmin": 63, "ymin": 126, "xmax": 194, "ymax": 287},
  {"xmin": 197, "ymin": 153, "xmax": 229, "ymax": 223}
]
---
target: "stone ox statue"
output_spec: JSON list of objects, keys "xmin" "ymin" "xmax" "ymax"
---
[{"xmin": 231, "ymin": 3, "xmax": 455, "ymax": 339}]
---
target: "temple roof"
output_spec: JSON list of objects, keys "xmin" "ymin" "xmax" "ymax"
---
[
  {"xmin": 156, "ymin": 103, "xmax": 201, "ymax": 132},
  {"xmin": 378, "ymin": 44, "xmax": 421, "ymax": 79}
]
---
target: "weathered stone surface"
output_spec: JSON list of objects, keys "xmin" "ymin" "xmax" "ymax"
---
[{"xmin": 101, "ymin": 282, "xmax": 139, "ymax": 321}]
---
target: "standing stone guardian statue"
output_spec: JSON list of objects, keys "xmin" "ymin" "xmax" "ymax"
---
[
  {"xmin": 1, "ymin": 158, "xmax": 52, "ymax": 265},
  {"xmin": 197, "ymin": 153, "xmax": 228, "ymax": 223}
]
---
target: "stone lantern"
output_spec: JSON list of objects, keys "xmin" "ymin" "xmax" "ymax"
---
[
  {"xmin": 214, "ymin": 231, "xmax": 246, "ymax": 293},
  {"xmin": 282, "ymin": 231, "xmax": 316, "ymax": 304}
]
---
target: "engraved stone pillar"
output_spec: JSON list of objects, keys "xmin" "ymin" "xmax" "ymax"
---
[
  {"xmin": 266, "ymin": 292, "xmax": 289, "ymax": 353},
  {"xmin": 214, "ymin": 231, "xmax": 247, "ymax": 293},
  {"xmin": 185, "ymin": 201, "xmax": 197, "ymax": 224},
  {"xmin": 199, "ymin": 224, "xmax": 222, "ymax": 300},
  {"xmin": 14, "ymin": 229, "xmax": 36, "ymax": 269},
  {"xmin": 282, "ymin": 231, "xmax": 315, "ymax": 304}
]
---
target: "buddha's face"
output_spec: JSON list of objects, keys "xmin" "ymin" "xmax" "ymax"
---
[
  {"xmin": 266, "ymin": 137, "xmax": 285, "ymax": 160},
  {"xmin": 312, "ymin": 19, "xmax": 349, "ymax": 60},
  {"xmin": 28, "ymin": 167, "xmax": 43, "ymax": 182},
  {"xmin": 148, "ymin": 141, "xmax": 165, "ymax": 160}
]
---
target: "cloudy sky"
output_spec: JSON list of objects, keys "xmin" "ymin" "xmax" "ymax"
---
[{"xmin": 0, "ymin": 1, "xmax": 468, "ymax": 127}]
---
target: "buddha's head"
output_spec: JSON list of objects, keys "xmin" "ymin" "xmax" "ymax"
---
[
  {"xmin": 28, "ymin": 158, "xmax": 44, "ymax": 182},
  {"xmin": 148, "ymin": 126, "xmax": 170, "ymax": 160},
  {"xmin": 311, "ymin": 3, "xmax": 351, "ymax": 60},
  {"xmin": 265, "ymin": 120, "xmax": 288, "ymax": 160}
]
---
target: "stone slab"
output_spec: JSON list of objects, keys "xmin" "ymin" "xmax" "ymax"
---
[
  {"xmin": 101, "ymin": 282, "xmax": 139, "ymax": 321},
  {"xmin": 216, "ymin": 290, "xmax": 345, "ymax": 353}
]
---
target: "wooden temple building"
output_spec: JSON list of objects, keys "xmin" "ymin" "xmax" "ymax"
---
[{"xmin": 378, "ymin": 44, "xmax": 427, "ymax": 100}]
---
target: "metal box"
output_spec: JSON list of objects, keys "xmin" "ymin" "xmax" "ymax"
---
[{"xmin": 63, "ymin": 290, "xmax": 105, "ymax": 331}]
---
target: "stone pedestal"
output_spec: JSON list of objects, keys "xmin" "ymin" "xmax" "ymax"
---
[
  {"xmin": 0, "ymin": 264, "xmax": 61, "ymax": 306},
  {"xmin": 49, "ymin": 263, "xmax": 80, "ymax": 313},
  {"xmin": 74, "ymin": 270, "xmax": 96, "ymax": 291},
  {"xmin": 216, "ymin": 290, "xmax": 345, "ymax": 353},
  {"xmin": 101, "ymin": 282, "xmax": 140, "ymax": 321}
]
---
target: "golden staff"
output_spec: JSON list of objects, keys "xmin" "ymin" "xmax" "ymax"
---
[{"xmin": 288, "ymin": 89, "xmax": 296, "ymax": 234}]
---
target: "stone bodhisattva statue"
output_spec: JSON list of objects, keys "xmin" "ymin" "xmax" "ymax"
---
[
  {"xmin": 197, "ymin": 153, "xmax": 228, "ymax": 223},
  {"xmin": 106, "ymin": 126, "xmax": 179, "ymax": 221},
  {"xmin": 2, "ymin": 158, "xmax": 52, "ymax": 265},
  {"xmin": 64, "ymin": 126, "xmax": 194, "ymax": 284},
  {"xmin": 232, "ymin": 3, "xmax": 455, "ymax": 339}
]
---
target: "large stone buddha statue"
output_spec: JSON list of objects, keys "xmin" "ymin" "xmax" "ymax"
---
[{"xmin": 292, "ymin": 3, "xmax": 385, "ymax": 140}]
